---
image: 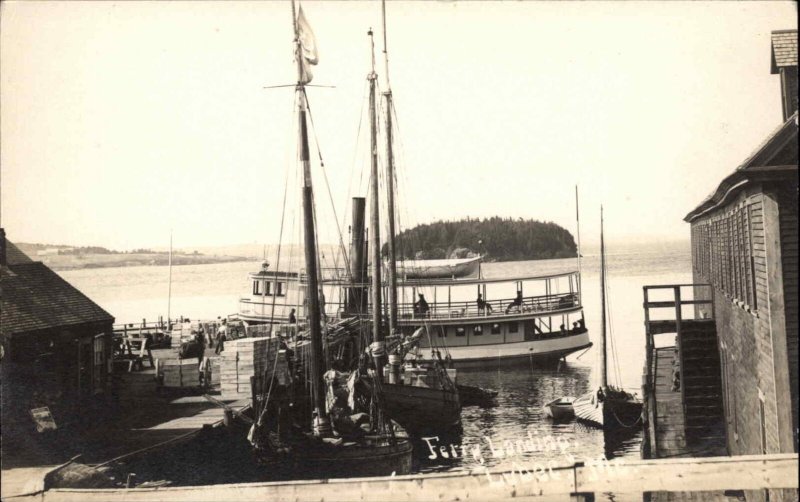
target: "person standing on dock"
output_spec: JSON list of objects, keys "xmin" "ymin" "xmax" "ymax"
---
[{"xmin": 215, "ymin": 319, "xmax": 227, "ymax": 355}]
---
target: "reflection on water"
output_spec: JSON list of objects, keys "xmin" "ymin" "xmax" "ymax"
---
[{"xmin": 414, "ymin": 363, "xmax": 641, "ymax": 474}]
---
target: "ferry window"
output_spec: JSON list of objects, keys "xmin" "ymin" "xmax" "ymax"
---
[
  {"xmin": 508, "ymin": 322, "xmax": 519, "ymax": 334},
  {"xmin": 436, "ymin": 327, "xmax": 446, "ymax": 338},
  {"xmin": 455, "ymin": 327, "xmax": 466, "ymax": 337},
  {"xmin": 473, "ymin": 325, "xmax": 483, "ymax": 336},
  {"xmin": 253, "ymin": 281, "xmax": 261, "ymax": 295},
  {"xmin": 264, "ymin": 282, "xmax": 272, "ymax": 296},
  {"xmin": 276, "ymin": 282, "xmax": 285, "ymax": 297},
  {"xmin": 491, "ymin": 323, "xmax": 501, "ymax": 335}
]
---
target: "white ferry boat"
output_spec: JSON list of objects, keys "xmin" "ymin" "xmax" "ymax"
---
[{"xmin": 238, "ymin": 261, "xmax": 591, "ymax": 368}]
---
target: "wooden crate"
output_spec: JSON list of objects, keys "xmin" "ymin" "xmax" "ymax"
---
[
  {"xmin": 157, "ymin": 358, "xmax": 200, "ymax": 388},
  {"xmin": 220, "ymin": 337, "xmax": 281, "ymax": 399}
]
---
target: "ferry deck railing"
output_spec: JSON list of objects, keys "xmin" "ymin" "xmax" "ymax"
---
[
  {"xmin": 642, "ymin": 283, "xmax": 714, "ymax": 458},
  {"xmin": 330, "ymin": 291, "xmax": 582, "ymax": 322}
]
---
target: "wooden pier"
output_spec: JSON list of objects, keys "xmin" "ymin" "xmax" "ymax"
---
[
  {"xmin": 5, "ymin": 453, "xmax": 797, "ymax": 502},
  {"xmin": 1, "ymin": 343, "xmax": 248, "ymax": 500}
]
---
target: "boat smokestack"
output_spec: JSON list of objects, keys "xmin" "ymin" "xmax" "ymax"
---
[{"xmin": 348, "ymin": 197, "xmax": 367, "ymax": 315}]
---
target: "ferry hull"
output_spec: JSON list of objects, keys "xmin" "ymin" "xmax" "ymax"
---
[{"xmin": 420, "ymin": 332, "xmax": 592, "ymax": 369}]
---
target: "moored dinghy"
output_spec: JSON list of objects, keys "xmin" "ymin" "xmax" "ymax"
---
[{"xmin": 543, "ymin": 396, "xmax": 576, "ymax": 420}]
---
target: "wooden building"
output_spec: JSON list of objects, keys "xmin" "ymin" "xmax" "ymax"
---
[
  {"xmin": 0, "ymin": 228, "xmax": 115, "ymax": 458},
  {"xmin": 684, "ymin": 28, "xmax": 798, "ymax": 475}
]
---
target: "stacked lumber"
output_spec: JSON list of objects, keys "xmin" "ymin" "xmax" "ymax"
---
[
  {"xmin": 158, "ymin": 358, "xmax": 200, "ymax": 388},
  {"xmin": 220, "ymin": 337, "xmax": 281, "ymax": 399},
  {"xmin": 204, "ymin": 356, "xmax": 222, "ymax": 387}
]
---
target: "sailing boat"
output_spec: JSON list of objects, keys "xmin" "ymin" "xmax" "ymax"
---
[
  {"xmin": 573, "ymin": 207, "xmax": 642, "ymax": 429},
  {"xmin": 359, "ymin": 2, "xmax": 461, "ymax": 436},
  {"xmin": 247, "ymin": 1, "xmax": 412, "ymax": 478}
]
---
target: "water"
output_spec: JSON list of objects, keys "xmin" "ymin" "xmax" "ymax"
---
[{"xmin": 59, "ymin": 241, "xmax": 691, "ymax": 477}]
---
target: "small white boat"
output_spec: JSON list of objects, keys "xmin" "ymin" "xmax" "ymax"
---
[
  {"xmin": 543, "ymin": 396, "xmax": 576, "ymax": 420},
  {"xmin": 394, "ymin": 256, "xmax": 482, "ymax": 279}
]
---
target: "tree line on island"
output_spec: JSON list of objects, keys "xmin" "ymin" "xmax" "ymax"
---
[{"xmin": 382, "ymin": 216, "xmax": 577, "ymax": 262}]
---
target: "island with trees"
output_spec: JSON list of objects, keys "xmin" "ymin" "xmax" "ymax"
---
[{"xmin": 383, "ymin": 217, "xmax": 577, "ymax": 262}]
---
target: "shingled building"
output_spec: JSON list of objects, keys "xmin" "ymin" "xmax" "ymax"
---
[
  {"xmin": 0, "ymin": 228, "xmax": 115, "ymax": 460},
  {"xmin": 684, "ymin": 28, "xmax": 798, "ymax": 485}
]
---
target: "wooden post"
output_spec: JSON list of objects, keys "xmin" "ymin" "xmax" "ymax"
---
[
  {"xmin": 250, "ymin": 375, "xmax": 258, "ymax": 421},
  {"xmin": 674, "ymin": 286, "xmax": 686, "ymax": 418}
]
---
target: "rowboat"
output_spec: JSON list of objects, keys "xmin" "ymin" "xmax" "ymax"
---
[
  {"xmin": 394, "ymin": 256, "xmax": 482, "ymax": 279},
  {"xmin": 543, "ymin": 396, "xmax": 575, "ymax": 420}
]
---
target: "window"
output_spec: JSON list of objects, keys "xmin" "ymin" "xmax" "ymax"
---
[
  {"xmin": 265, "ymin": 281, "xmax": 272, "ymax": 295},
  {"xmin": 473, "ymin": 325, "xmax": 483, "ymax": 336},
  {"xmin": 276, "ymin": 282, "xmax": 285, "ymax": 297},
  {"xmin": 455, "ymin": 327, "xmax": 466, "ymax": 337},
  {"xmin": 253, "ymin": 281, "xmax": 261, "ymax": 295},
  {"xmin": 491, "ymin": 323, "xmax": 501, "ymax": 335},
  {"xmin": 508, "ymin": 322, "xmax": 519, "ymax": 334}
]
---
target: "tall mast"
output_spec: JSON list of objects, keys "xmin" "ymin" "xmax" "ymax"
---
[
  {"xmin": 599, "ymin": 205, "xmax": 607, "ymax": 389},
  {"xmin": 368, "ymin": 28, "xmax": 385, "ymax": 377},
  {"xmin": 292, "ymin": 0, "xmax": 329, "ymax": 436},
  {"xmin": 382, "ymin": 0, "xmax": 399, "ymax": 335},
  {"xmin": 575, "ymin": 186, "xmax": 582, "ymax": 296}
]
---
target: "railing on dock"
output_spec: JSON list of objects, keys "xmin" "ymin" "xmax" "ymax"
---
[{"xmin": 642, "ymin": 283, "xmax": 714, "ymax": 457}]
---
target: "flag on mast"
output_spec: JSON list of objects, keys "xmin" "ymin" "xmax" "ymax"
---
[{"xmin": 297, "ymin": 5, "xmax": 318, "ymax": 84}]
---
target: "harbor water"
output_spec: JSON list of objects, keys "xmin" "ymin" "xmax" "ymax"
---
[{"xmin": 60, "ymin": 240, "xmax": 691, "ymax": 478}]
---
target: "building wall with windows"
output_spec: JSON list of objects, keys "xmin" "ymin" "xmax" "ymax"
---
[
  {"xmin": 686, "ymin": 34, "xmax": 797, "ymax": 474},
  {"xmin": 688, "ymin": 180, "xmax": 797, "ymax": 459}
]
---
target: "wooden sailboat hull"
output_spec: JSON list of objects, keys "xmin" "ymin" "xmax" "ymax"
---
[
  {"xmin": 376, "ymin": 383, "xmax": 461, "ymax": 435},
  {"xmin": 271, "ymin": 437, "xmax": 414, "ymax": 479},
  {"xmin": 573, "ymin": 391, "xmax": 642, "ymax": 429}
]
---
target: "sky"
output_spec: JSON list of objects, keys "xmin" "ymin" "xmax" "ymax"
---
[{"xmin": 1, "ymin": 1, "xmax": 797, "ymax": 251}]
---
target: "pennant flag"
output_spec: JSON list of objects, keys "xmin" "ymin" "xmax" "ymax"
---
[{"xmin": 297, "ymin": 5, "xmax": 318, "ymax": 84}]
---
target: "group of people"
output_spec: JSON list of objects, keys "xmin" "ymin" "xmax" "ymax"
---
[
  {"xmin": 413, "ymin": 291, "xmax": 526, "ymax": 317},
  {"xmin": 177, "ymin": 317, "xmax": 230, "ymax": 363}
]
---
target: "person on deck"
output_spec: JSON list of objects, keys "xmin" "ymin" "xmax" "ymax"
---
[
  {"xmin": 477, "ymin": 293, "xmax": 493, "ymax": 314},
  {"xmin": 505, "ymin": 291, "xmax": 523, "ymax": 314},
  {"xmin": 288, "ymin": 308, "xmax": 297, "ymax": 324},
  {"xmin": 414, "ymin": 294, "xmax": 429, "ymax": 317}
]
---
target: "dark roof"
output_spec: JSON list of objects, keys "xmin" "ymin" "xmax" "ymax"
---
[
  {"xmin": 6, "ymin": 241, "xmax": 34, "ymax": 265},
  {"xmin": 685, "ymin": 112, "xmax": 798, "ymax": 223},
  {"xmin": 1, "ymin": 261, "xmax": 114, "ymax": 338},
  {"xmin": 771, "ymin": 30, "xmax": 797, "ymax": 74}
]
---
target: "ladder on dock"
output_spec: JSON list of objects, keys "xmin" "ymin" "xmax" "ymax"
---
[{"xmin": 642, "ymin": 284, "xmax": 727, "ymax": 459}]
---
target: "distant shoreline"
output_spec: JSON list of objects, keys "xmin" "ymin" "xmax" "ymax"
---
[{"xmin": 31, "ymin": 253, "xmax": 252, "ymax": 271}]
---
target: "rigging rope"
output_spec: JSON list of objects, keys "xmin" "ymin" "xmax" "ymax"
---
[{"xmin": 303, "ymin": 88, "xmax": 351, "ymax": 284}]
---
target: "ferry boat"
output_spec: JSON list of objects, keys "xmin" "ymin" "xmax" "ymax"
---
[{"xmin": 238, "ymin": 265, "xmax": 591, "ymax": 369}]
